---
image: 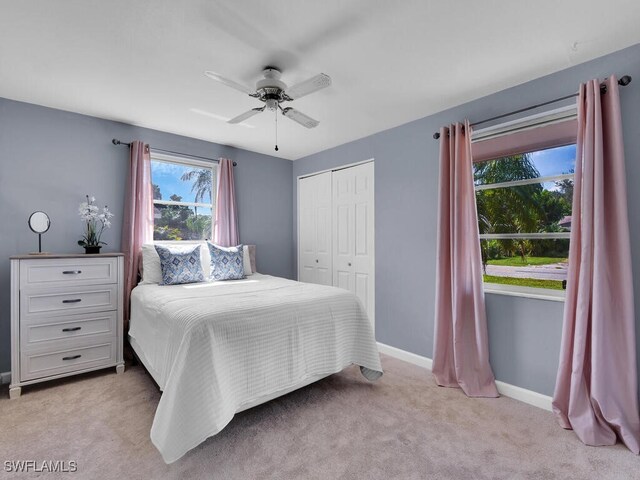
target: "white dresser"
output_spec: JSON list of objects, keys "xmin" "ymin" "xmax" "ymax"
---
[{"xmin": 9, "ymin": 253, "xmax": 125, "ymax": 398}]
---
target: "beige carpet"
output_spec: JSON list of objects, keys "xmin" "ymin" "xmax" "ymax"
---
[{"xmin": 0, "ymin": 354, "xmax": 638, "ymax": 480}]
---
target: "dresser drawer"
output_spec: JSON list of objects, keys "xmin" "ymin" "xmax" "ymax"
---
[
  {"xmin": 20, "ymin": 257, "xmax": 118, "ymax": 287},
  {"xmin": 21, "ymin": 340, "xmax": 116, "ymax": 382},
  {"xmin": 21, "ymin": 285, "xmax": 118, "ymax": 318},
  {"xmin": 21, "ymin": 311, "xmax": 116, "ymax": 347}
]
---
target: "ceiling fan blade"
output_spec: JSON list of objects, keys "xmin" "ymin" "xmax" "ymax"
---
[
  {"xmin": 282, "ymin": 107, "xmax": 320, "ymax": 128},
  {"xmin": 190, "ymin": 108, "xmax": 255, "ymax": 128},
  {"xmin": 285, "ymin": 73, "xmax": 332, "ymax": 99},
  {"xmin": 204, "ymin": 71, "xmax": 255, "ymax": 96},
  {"xmin": 228, "ymin": 107, "xmax": 264, "ymax": 124}
]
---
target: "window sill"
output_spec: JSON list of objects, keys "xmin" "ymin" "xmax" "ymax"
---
[{"xmin": 484, "ymin": 283, "xmax": 565, "ymax": 302}]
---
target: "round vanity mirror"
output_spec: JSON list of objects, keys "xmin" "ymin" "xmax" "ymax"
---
[
  {"xmin": 28, "ymin": 211, "xmax": 51, "ymax": 254},
  {"xmin": 28, "ymin": 211, "xmax": 51, "ymax": 234}
]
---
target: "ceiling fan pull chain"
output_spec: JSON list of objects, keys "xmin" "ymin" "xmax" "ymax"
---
[{"xmin": 274, "ymin": 107, "xmax": 279, "ymax": 152}]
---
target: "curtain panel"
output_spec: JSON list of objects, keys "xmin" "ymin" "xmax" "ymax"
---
[
  {"xmin": 214, "ymin": 158, "xmax": 239, "ymax": 247},
  {"xmin": 121, "ymin": 141, "xmax": 153, "ymax": 328},
  {"xmin": 552, "ymin": 76, "xmax": 640, "ymax": 453},
  {"xmin": 433, "ymin": 121, "xmax": 499, "ymax": 398}
]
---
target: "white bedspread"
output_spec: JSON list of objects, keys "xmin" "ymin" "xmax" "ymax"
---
[{"xmin": 129, "ymin": 274, "xmax": 382, "ymax": 463}]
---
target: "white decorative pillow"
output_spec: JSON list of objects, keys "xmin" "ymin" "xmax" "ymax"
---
[
  {"xmin": 247, "ymin": 245, "xmax": 256, "ymax": 273},
  {"xmin": 243, "ymin": 245, "xmax": 252, "ymax": 276},
  {"xmin": 140, "ymin": 242, "xmax": 211, "ymax": 284},
  {"xmin": 140, "ymin": 244, "xmax": 162, "ymax": 284}
]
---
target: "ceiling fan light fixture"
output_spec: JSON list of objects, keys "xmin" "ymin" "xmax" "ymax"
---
[
  {"xmin": 257, "ymin": 78, "xmax": 287, "ymax": 93},
  {"xmin": 265, "ymin": 98, "xmax": 279, "ymax": 111}
]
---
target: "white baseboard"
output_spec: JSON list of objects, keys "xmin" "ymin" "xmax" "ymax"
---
[
  {"xmin": 0, "ymin": 372, "xmax": 11, "ymax": 385},
  {"xmin": 377, "ymin": 342, "xmax": 552, "ymax": 412},
  {"xmin": 493, "ymin": 380, "xmax": 553, "ymax": 411},
  {"xmin": 376, "ymin": 342, "xmax": 433, "ymax": 370}
]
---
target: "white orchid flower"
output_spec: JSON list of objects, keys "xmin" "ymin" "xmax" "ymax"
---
[{"xmin": 78, "ymin": 195, "xmax": 114, "ymax": 247}]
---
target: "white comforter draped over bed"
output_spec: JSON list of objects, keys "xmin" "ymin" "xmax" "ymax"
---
[{"xmin": 129, "ymin": 274, "xmax": 382, "ymax": 463}]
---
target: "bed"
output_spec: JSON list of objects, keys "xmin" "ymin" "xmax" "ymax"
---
[{"xmin": 128, "ymin": 272, "xmax": 383, "ymax": 463}]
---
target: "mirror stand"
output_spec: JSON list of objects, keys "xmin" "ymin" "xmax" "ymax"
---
[{"xmin": 28, "ymin": 211, "xmax": 51, "ymax": 255}]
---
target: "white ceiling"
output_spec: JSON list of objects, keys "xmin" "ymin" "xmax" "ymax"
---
[{"xmin": 1, "ymin": 1, "xmax": 640, "ymax": 160}]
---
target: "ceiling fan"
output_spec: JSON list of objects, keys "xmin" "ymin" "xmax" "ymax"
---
[{"xmin": 204, "ymin": 67, "xmax": 331, "ymax": 151}]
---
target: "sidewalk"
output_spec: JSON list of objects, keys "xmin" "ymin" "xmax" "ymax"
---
[{"xmin": 485, "ymin": 262, "xmax": 568, "ymax": 281}]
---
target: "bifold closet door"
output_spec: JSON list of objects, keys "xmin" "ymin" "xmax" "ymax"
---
[
  {"xmin": 298, "ymin": 172, "xmax": 332, "ymax": 286},
  {"xmin": 332, "ymin": 162, "xmax": 375, "ymax": 327}
]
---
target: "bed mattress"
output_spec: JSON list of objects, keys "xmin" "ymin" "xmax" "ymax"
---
[{"xmin": 129, "ymin": 274, "xmax": 382, "ymax": 463}]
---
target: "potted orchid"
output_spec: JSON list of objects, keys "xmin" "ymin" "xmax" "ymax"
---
[{"xmin": 78, "ymin": 195, "xmax": 114, "ymax": 254}]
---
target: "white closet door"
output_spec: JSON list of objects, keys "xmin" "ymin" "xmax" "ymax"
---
[
  {"xmin": 332, "ymin": 162, "xmax": 375, "ymax": 328},
  {"xmin": 298, "ymin": 172, "xmax": 332, "ymax": 285}
]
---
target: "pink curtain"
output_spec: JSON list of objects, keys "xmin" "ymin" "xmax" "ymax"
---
[
  {"xmin": 432, "ymin": 121, "xmax": 499, "ymax": 398},
  {"xmin": 552, "ymin": 76, "xmax": 640, "ymax": 452},
  {"xmin": 121, "ymin": 141, "xmax": 153, "ymax": 329},
  {"xmin": 214, "ymin": 158, "xmax": 239, "ymax": 246}
]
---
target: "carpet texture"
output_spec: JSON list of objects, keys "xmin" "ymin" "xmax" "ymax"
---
[{"xmin": 1, "ymin": 354, "xmax": 638, "ymax": 480}]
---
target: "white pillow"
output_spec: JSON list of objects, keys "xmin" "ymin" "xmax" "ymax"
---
[
  {"xmin": 140, "ymin": 242, "xmax": 211, "ymax": 284},
  {"xmin": 140, "ymin": 244, "xmax": 162, "ymax": 284},
  {"xmin": 243, "ymin": 245, "xmax": 252, "ymax": 276}
]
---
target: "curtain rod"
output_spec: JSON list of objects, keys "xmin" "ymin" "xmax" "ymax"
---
[
  {"xmin": 432, "ymin": 75, "xmax": 632, "ymax": 140},
  {"xmin": 111, "ymin": 139, "xmax": 237, "ymax": 166}
]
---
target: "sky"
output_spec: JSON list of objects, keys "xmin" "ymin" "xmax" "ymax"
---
[
  {"xmin": 151, "ymin": 161, "xmax": 212, "ymax": 204},
  {"xmin": 530, "ymin": 144, "xmax": 576, "ymax": 177}
]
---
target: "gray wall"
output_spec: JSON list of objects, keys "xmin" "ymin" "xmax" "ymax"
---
[
  {"xmin": 293, "ymin": 43, "xmax": 640, "ymax": 396},
  {"xmin": 0, "ymin": 98, "xmax": 293, "ymax": 373}
]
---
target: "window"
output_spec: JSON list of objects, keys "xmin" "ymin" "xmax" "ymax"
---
[
  {"xmin": 150, "ymin": 153, "xmax": 217, "ymax": 241},
  {"xmin": 473, "ymin": 113, "xmax": 576, "ymax": 295}
]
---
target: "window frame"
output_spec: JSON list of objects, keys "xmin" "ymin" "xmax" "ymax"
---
[
  {"xmin": 150, "ymin": 152, "xmax": 218, "ymax": 242},
  {"xmin": 471, "ymin": 107, "xmax": 577, "ymax": 301}
]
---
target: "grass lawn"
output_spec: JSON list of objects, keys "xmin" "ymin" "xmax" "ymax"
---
[
  {"xmin": 483, "ymin": 275, "xmax": 565, "ymax": 290},
  {"xmin": 486, "ymin": 256, "xmax": 568, "ymax": 267}
]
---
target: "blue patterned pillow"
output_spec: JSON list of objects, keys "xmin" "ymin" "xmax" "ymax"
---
[
  {"xmin": 154, "ymin": 244, "xmax": 205, "ymax": 285},
  {"xmin": 207, "ymin": 243, "xmax": 245, "ymax": 281}
]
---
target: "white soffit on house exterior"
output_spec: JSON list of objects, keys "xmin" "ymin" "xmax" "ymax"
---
[{"xmin": 1, "ymin": 0, "xmax": 639, "ymax": 160}]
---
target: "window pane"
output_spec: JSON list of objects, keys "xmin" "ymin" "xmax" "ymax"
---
[
  {"xmin": 481, "ymin": 239, "xmax": 569, "ymax": 290},
  {"xmin": 151, "ymin": 160, "xmax": 213, "ymax": 204},
  {"xmin": 476, "ymin": 179, "xmax": 573, "ymax": 234},
  {"xmin": 474, "ymin": 144, "xmax": 576, "ymax": 186},
  {"xmin": 475, "ymin": 143, "xmax": 575, "ymax": 290},
  {"xmin": 153, "ymin": 205, "xmax": 212, "ymax": 241}
]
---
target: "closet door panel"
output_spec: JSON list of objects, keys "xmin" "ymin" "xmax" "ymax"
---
[
  {"xmin": 300, "ymin": 162, "xmax": 374, "ymax": 331},
  {"xmin": 298, "ymin": 172, "xmax": 332, "ymax": 286},
  {"xmin": 332, "ymin": 169, "xmax": 354, "ymax": 293},
  {"xmin": 332, "ymin": 162, "xmax": 375, "ymax": 329},
  {"xmin": 298, "ymin": 175, "xmax": 317, "ymax": 284},
  {"xmin": 315, "ymin": 172, "xmax": 332, "ymax": 285}
]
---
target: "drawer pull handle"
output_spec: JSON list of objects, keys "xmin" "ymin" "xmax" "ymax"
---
[
  {"xmin": 62, "ymin": 299, "xmax": 82, "ymax": 304},
  {"xmin": 62, "ymin": 327, "xmax": 82, "ymax": 332},
  {"xmin": 62, "ymin": 270, "xmax": 82, "ymax": 275},
  {"xmin": 62, "ymin": 355, "xmax": 81, "ymax": 361}
]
